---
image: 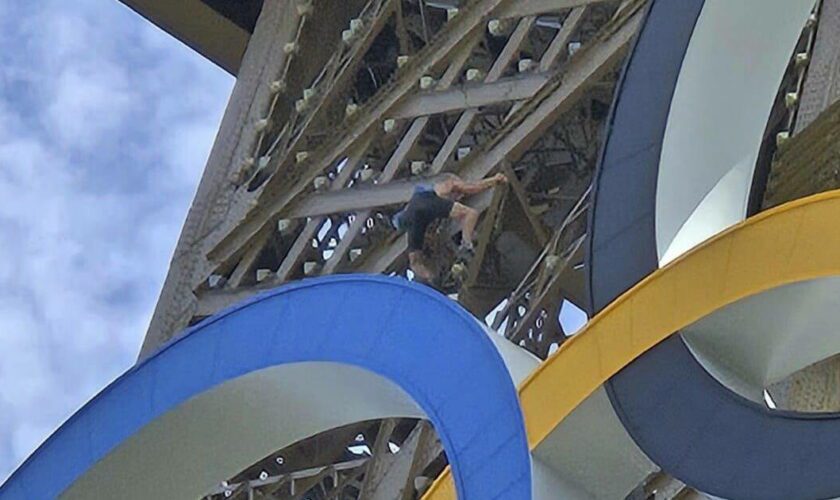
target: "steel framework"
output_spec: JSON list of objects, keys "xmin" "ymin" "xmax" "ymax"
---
[{"xmin": 129, "ymin": 0, "xmax": 837, "ymax": 498}]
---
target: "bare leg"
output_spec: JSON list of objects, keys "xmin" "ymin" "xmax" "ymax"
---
[
  {"xmin": 450, "ymin": 202, "xmax": 479, "ymax": 249},
  {"xmin": 409, "ymin": 251, "xmax": 435, "ymax": 282}
]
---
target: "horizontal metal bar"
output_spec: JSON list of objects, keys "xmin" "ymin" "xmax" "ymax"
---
[
  {"xmin": 206, "ymin": 458, "xmax": 369, "ymax": 495},
  {"xmin": 390, "ymin": 74, "xmax": 549, "ymax": 119}
]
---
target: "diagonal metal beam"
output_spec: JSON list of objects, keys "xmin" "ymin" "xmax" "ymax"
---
[
  {"xmin": 508, "ymin": 235, "xmax": 585, "ymax": 344},
  {"xmin": 317, "ymin": 6, "xmax": 536, "ymax": 276},
  {"xmin": 288, "ymin": 465, "xmax": 337, "ymax": 500},
  {"xmin": 277, "ymin": 0, "xmax": 396, "ymax": 170},
  {"xmin": 459, "ymin": 3, "xmax": 642, "ymax": 180},
  {"xmin": 274, "ymin": 137, "xmax": 374, "ymax": 282},
  {"xmin": 319, "ymin": 29, "xmax": 478, "ymax": 274},
  {"xmin": 423, "ymin": 15, "xmax": 536, "ymax": 176},
  {"xmin": 541, "ymin": 6, "xmax": 587, "ymax": 72},
  {"xmin": 226, "ymin": 228, "xmax": 273, "ymax": 288},
  {"xmin": 502, "ymin": 162, "xmax": 549, "ymax": 245},
  {"xmin": 364, "ymin": 421, "xmax": 442, "ymax": 500},
  {"xmin": 318, "ymin": 124, "xmax": 427, "ymax": 274},
  {"xmin": 205, "ymin": 0, "xmax": 513, "ymax": 267},
  {"xmin": 357, "ymin": 419, "xmax": 397, "ymax": 498},
  {"xmin": 351, "ymin": 3, "xmax": 643, "ymax": 275},
  {"xmin": 505, "ymin": 5, "xmax": 587, "ymax": 119},
  {"xmin": 289, "ymin": 5, "xmax": 641, "ymax": 220},
  {"xmin": 140, "ymin": 0, "xmax": 304, "ymax": 355},
  {"xmin": 464, "ymin": 186, "xmax": 506, "ymax": 290}
]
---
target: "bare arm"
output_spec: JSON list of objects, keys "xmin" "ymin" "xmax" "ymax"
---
[{"xmin": 436, "ymin": 173, "xmax": 507, "ymax": 197}]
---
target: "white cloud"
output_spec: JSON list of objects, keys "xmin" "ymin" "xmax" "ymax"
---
[
  {"xmin": 0, "ymin": 0, "xmax": 233, "ymax": 481},
  {"xmin": 45, "ymin": 61, "xmax": 136, "ymax": 149}
]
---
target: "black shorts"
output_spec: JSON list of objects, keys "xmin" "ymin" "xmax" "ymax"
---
[{"xmin": 404, "ymin": 191, "xmax": 454, "ymax": 251}]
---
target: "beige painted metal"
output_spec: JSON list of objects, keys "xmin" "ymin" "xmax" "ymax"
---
[
  {"xmin": 284, "ymin": 7, "xmax": 638, "ymax": 220},
  {"xmin": 319, "ymin": 41, "xmax": 476, "ymax": 275},
  {"xmin": 277, "ymin": 138, "xmax": 375, "ymax": 280},
  {"xmin": 796, "ymin": 0, "xmax": 840, "ymax": 133},
  {"xmin": 140, "ymin": 0, "xmax": 302, "ymax": 355},
  {"xmin": 205, "ymin": 0, "xmax": 513, "ymax": 268},
  {"xmin": 352, "ymin": 5, "xmax": 642, "ymax": 275},
  {"xmin": 390, "ymin": 74, "xmax": 549, "ymax": 120},
  {"xmin": 118, "ymin": 0, "xmax": 250, "ymax": 74},
  {"xmin": 495, "ymin": 0, "xmax": 603, "ymax": 19}
]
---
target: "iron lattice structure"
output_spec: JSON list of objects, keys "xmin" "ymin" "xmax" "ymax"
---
[{"xmin": 128, "ymin": 0, "xmax": 835, "ymax": 498}]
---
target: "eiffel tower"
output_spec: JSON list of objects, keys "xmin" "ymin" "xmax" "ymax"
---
[{"xmin": 100, "ymin": 1, "xmax": 840, "ymax": 498}]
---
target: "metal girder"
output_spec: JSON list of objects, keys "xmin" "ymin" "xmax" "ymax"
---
[
  {"xmin": 194, "ymin": 141, "xmax": 369, "ymax": 317},
  {"xmin": 463, "ymin": 187, "xmax": 506, "ymax": 291},
  {"xmin": 205, "ymin": 0, "xmax": 511, "ymax": 267},
  {"xmin": 357, "ymin": 419, "xmax": 397, "ymax": 497},
  {"xmin": 390, "ymin": 73, "xmax": 549, "ymax": 119},
  {"xmin": 394, "ymin": 0, "xmax": 410, "ymax": 55},
  {"xmin": 205, "ymin": 459, "xmax": 369, "ymax": 498},
  {"xmin": 508, "ymin": 236, "xmax": 585, "ymax": 344},
  {"xmin": 505, "ymin": 5, "xmax": 587, "ymax": 119},
  {"xmin": 317, "ymin": 15, "xmax": 532, "ymax": 274},
  {"xmin": 502, "ymin": 163, "xmax": 549, "ymax": 245},
  {"xmin": 496, "ymin": 0, "xmax": 603, "ymax": 19},
  {"xmin": 459, "ymin": 4, "xmax": 642, "ymax": 181},
  {"xmin": 118, "ymin": 0, "xmax": 251, "ymax": 75},
  {"xmin": 287, "ymin": 178, "xmax": 425, "ymax": 218},
  {"xmin": 288, "ymin": 465, "xmax": 338, "ymax": 499},
  {"xmin": 195, "ymin": 285, "xmax": 266, "ymax": 317},
  {"xmin": 285, "ymin": 14, "xmax": 538, "ymax": 221},
  {"xmin": 625, "ymin": 471, "xmax": 695, "ymax": 500},
  {"xmin": 541, "ymin": 7, "xmax": 587, "ymax": 72},
  {"xmin": 319, "ymin": 41, "xmax": 475, "ymax": 275},
  {"xmin": 485, "ymin": 184, "xmax": 588, "ymax": 359},
  {"xmin": 794, "ymin": 0, "xmax": 836, "ymax": 133},
  {"xmin": 276, "ymin": 0, "xmax": 396, "ymax": 173},
  {"xmin": 274, "ymin": 138, "xmax": 373, "ymax": 282},
  {"xmin": 227, "ymin": 229, "xmax": 273, "ymax": 288},
  {"xmin": 292, "ymin": 5, "xmax": 638, "ymax": 217},
  {"xmin": 426, "ymin": 14, "xmax": 537, "ymax": 173},
  {"xmin": 191, "ymin": 2, "xmax": 639, "ymax": 323},
  {"xmin": 487, "ymin": 15, "xmax": 537, "ymax": 82},
  {"xmin": 366, "ymin": 422, "xmax": 441, "ymax": 500},
  {"xmin": 315, "ymin": 5, "xmax": 642, "ymax": 279},
  {"xmin": 140, "ymin": 0, "xmax": 309, "ymax": 355}
]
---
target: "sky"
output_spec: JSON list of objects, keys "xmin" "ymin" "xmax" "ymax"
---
[{"xmin": 0, "ymin": 0, "xmax": 233, "ymax": 480}]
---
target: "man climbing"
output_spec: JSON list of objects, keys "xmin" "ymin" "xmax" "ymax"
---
[{"xmin": 391, "ymin": 172, "xmax": 508, "ymax": 283}]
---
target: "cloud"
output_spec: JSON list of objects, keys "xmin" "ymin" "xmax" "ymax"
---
[{"xmin": 0, "ymin": 0, "xmax": 233, "ymax": 480}]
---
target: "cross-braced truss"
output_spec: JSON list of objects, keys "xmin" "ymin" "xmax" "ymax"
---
[{"xmin": 140, "ymin": 0, "xmax": 826, "ymax": 497}]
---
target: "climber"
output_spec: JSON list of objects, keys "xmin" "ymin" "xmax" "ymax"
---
[{"xmin": 391, "ymin": 172, "xmax": 508, "ymax": 283}]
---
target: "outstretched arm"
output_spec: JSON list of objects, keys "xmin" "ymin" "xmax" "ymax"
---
[{"xmin": 436, "ymin": 173, "xmax": 507, "ymax": 197}]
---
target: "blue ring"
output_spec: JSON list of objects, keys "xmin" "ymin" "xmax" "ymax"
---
[{"xmin": 0, "ymin": 275, "xmax": 530, "ymax": 500}]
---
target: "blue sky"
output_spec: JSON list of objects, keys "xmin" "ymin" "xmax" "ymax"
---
[{"xmin": 0, "ymin": 0, "xmax": 232, "ymax": 480}]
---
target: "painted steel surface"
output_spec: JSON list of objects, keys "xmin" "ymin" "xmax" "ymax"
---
[
  {"xmin": 0, "ymin": 276, "xmax": 530, "ymax": 500},
  {"xmin": 534, "ymin": 190, "xmax": 840, "ymax": 499},
  {"xmin": 201, "ymin": 0, "xmax": 263, "ymax": 32},
  {"xmin": 583, "ymin": 0, "xmax": 826, "ymax": 497},
  {"xmin": 586, "ymin": 0, "xmax": 705, "ymax": 313},
  {"xmin": 426, "ymin": 190, "xmax": 840, "ymax": 500}
]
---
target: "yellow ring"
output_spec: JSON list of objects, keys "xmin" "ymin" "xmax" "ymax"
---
[{"xmin": 424, "ymin": 189, "xmax": 840, "ymax": 499}]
